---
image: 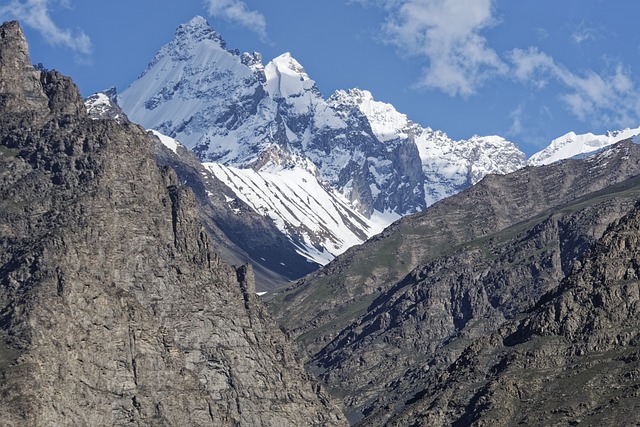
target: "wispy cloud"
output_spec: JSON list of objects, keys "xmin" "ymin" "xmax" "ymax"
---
[
  {"xmin": 204, "ymin": 0, "xmax": 268, "ymax": 41},
  {"xmin": 355, "ymin": 0, "xmax": 507, "ymax": 96},
  {"xmin": 570, "ymin": 21, "xmax": 601, "ymax": 45},
  {"xmin": 507, "ymin": 103, "xmax": 525, "ymax": 136},
  {"xmin": 509, "ymin": 47, "xmax": 639, "ymax": 127},
  {"xmin": 0, "ymin": 0, "xmax": 91, "ymax": 55}
]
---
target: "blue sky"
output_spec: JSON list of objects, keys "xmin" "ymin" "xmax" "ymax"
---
[{"xmin": 2, "ymin": 0, "xmax": 640, "ymax": 156}]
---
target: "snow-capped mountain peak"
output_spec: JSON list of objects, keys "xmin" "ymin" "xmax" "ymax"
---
[
  {"xmin": 174, "ymin": 15, "xmax": 226, "ymax": 49},
  {"xmin": 528, "ymin": 126, "xmax": 640, "ymax": 166},
  {"xmin": 330, "ymin": 88, "xmax": 410, "ymax": 142},
  {"xmin": 265, "ymin": 52, "xmax": 320, "ymax": 103},
  {"xmin": 117, "ymin": 16, "xmax": 529, "ymax": 266}
]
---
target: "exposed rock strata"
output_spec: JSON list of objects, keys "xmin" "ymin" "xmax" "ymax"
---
[
  {"xmin": 0, "ymin": 21, "xmax": 345, "ymax": 426},
  {"xmin": 382, "ymin": 200, "xmax": 640, "ymax": 426}
]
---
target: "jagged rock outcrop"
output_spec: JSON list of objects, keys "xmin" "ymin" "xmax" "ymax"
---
[
  {"xmin": 0, "ymin": 20, "xmax": 346, "ymax": 426},
  {"xmin": 310, "ymin": 180, "xmax": 640, "ymax": 423}
]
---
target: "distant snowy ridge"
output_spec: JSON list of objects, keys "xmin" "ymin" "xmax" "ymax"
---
[
  {"xmin": 330, "ymin": 89, "xmax": 526, "ymax": 205},
  {"xmin": 529, "ymin": 127, "xmax": 640, "ymax": 166},
  {"xmin": 114, "ymin": 16, "xmax": 640, "ymax": 268},
  {"xmin": 118, "ymin": 16, "xmax": 526, "ymax": 220}
]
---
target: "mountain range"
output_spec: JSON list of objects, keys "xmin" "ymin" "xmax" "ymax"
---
[
  {"xmin": 4, "ymin": 15, "xmax": 640, "ymax": 427},
  {"xmin": 268, "ymin": 139, "xmax": 640, "ymax": 423},
  {"xmin": 112, "ymin": 16, "xmax": 640, "ymax": 280}
]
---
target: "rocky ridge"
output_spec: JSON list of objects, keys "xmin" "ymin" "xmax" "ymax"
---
[
  {"xmin": 0, "ymin": 20, "xmax": 345, "ymax": 426},
  {"xmin": 267, "ymin": 140, "xmax": 640, "ymax": 423},
  {"xmin": 86, "ymin": 89, "xmax": 320, "ymax": 287}
]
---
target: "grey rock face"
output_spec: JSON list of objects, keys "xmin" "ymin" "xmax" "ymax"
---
[
  {"xmin": 0, "ymin": 20, "xmax": 345, "ymax": 427},
  {"xmin": 0, "ymin": 21, "xmax": 49, "ymax": 116},
  {"xmin": 383, "ymin": 199, "xmax": 640, "ymax": 426},
  {"xmin": 312, "ymin": 188, "xmax": 640, "ymax": 422}
]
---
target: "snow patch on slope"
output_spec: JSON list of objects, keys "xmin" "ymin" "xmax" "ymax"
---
[
  {"xmin": 150, "ymin": 129, "xmax": 181, "ymax": 153},
  {"xmin": 204, "ymin": 163, "xmax": 383, "ymax": 265}
]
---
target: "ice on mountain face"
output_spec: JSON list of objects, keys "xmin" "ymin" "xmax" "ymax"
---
[
  {"xmin": 528, "ymin": 126, "xmax": 640, "ymax": 166},
  {"xmin": 412, "ymin": 130, "xmax": 526, "ymax": 206},
  {"xmin": 85, "ymin": 92, "xmax": 113, "ymax": 116}
]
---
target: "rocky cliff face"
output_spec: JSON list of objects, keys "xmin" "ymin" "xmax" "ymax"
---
[
  {"xmin": 86, "ymin": 89, "xmax": 319, "ymax": 287},
  {"xmin": 0, "ymin": 20, "xmax": 345, "ymax": 426},
  {"xmin": 381, "ymin": 198, "xmax": 640, "ymax": 426},
  {"xmin": 150, "ymin": 135, "xmax": 321, "ymax": 286}
]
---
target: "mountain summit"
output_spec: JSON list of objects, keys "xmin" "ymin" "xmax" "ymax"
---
[{"xmin": 118, "ymin": 17, "xmax": 528, "ymax": 263}]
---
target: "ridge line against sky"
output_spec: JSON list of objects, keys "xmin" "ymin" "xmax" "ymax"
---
[{"xmin": 2, "ymin": 0, "xmax": 640, "ymax": 156}]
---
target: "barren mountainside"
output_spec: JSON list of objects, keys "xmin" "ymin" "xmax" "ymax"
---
[
  {"xmin": 0, "ymin": 21, "xmax": 345, "ymax": 426},
  {"xmin": 268, "ymin": 140, "xmax": 640, "ymax": 424},
  {"xmin": 381, "ymin": 198, "xmax": 640, "ymax": 425}
]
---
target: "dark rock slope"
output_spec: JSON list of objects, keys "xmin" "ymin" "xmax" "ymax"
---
[
  {"xmin": 0, "ymin": 21, "xmax": 345, "ymax": 426},
  {"xmin": 383, "ymin": 198, "xmax": 640, "ymax": 426},
  {"xmin": 270, "ymin": 141, "xmax": 640, "ymax": 357},
  {"xmin": 268, "ymin": 137, "xmax": 640, "ymax": 423}
]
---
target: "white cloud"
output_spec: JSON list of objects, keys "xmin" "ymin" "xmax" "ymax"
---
[
  {"xmin": 204, "ymin": 0, "xmax": 267, "ymax": 41},
  {"xmin": 362, "ymin": 0, "xmax": 506, "ymax": 96},
  {"xmin": 509, "ymin": 47, "xmax": 639, "ymax": 127},
  {"xmin": 0, "ymin": 0, "xmax": 91, "ymax": 55}
]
